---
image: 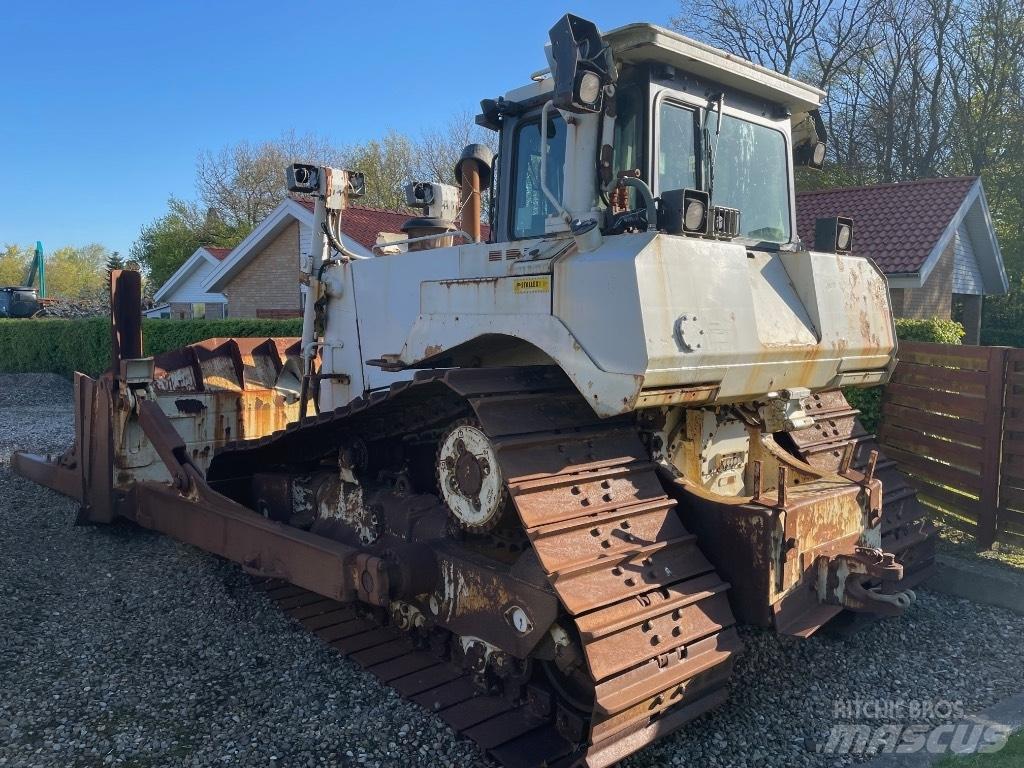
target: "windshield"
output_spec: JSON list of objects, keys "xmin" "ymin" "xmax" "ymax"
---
[
  {"xmin": 713, "ymin": 113, "xmax": 791, "ymax": 242},
  {"xmin": 658, "ymin": 101, "xmax": 791, "ymax": 243}
]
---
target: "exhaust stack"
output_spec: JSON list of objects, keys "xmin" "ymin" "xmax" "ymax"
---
[{"xmin": 455, "ymin": 144, "xmax": 493, "ymax": 243}]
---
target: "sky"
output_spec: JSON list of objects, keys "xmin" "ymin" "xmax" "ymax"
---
[{"xmin": 0, "ymin": 1, "xmax": 679, "ymax": 258}]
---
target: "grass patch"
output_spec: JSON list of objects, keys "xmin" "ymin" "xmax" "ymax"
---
[
  {"xmin": 935, "ymin": 729, "xmax": 1024, "ymax": 766},
  {"xmin": 935, "ymin": 522, "xmax": 1024, "ymax": 573}
]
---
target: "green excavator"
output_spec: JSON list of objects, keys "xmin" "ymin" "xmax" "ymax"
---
[{"xmin": 0, "ymin": 241, "xmax": 47, "ymax": 318}]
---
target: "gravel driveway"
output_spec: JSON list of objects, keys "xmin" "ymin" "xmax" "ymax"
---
[{"xmin": 3, "ymin": 372, "xmax": 1024, "ymax": 768}]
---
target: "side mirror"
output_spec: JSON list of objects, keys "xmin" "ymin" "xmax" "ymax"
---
[{"xmin": 548, "ymin": 14, "xmax": 614, "ymax": 113}]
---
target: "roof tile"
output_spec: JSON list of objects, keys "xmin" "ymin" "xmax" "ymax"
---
[
  {"xmin": 204, "ymin": 246, "xmax": 233, "ymax": 261},
  {"xmin": 795, "ymin": 176, "xmax": 977, "ymax": 274}
]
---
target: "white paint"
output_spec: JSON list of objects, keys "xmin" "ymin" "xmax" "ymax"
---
[
  {"xmin": 308, "ymin": 29, "xmax": 894, "ymax": 419},
  {"xmin": 317, "ymin": 229, "xmax": 895, "ymax": 418},
  {"xmin": 602, "ymin": 23, "xmax": 824, "ymax": 113}
]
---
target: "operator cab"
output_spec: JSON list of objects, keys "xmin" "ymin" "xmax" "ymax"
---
[{"xmin": 481, "ymin": 18, "xmax": 828, "ymax": 252}]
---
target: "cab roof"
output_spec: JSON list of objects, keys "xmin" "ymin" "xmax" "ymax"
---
[{"xmin": 604, "ymin": 23, "xmax": 824, "ymax": 114}]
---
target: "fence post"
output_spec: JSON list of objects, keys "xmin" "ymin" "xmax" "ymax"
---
[{"xmin": 978, "ymin": 346, "xmax": 1009, "ymax": 549}]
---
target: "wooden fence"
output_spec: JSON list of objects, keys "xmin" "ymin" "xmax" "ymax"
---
[
  {"xmin": 878, "ymin": 342, "xmax": 1022, "ymax": 548},
  {"xmin": 1003, "ymin": 349, "xmax": 1024, "ymax": 540}
]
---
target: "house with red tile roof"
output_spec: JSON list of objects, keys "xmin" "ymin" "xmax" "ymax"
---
[
  {"xmin": 202, "ymin": 196, "xmax": 415, "ymax": 318},
  {"xmin": 148, "ymin": 245, "xmax": 235, "ymax": 319},
  {"xmin": 796, "ymin": 176, "xmax": 1008, "ymax": 343},
  {"xmin": 152, "ymin": 198, "xmax": 418, "ymax": 319}
]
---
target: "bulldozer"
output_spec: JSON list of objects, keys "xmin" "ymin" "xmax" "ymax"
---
[{"xmin": 14, "ymin": 15, "xmax": 935, "ymax": 768}]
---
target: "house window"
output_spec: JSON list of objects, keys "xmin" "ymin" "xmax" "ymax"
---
[{"xmin": 192, "ymin": 303, "xmax": 206, "ymax": 319}]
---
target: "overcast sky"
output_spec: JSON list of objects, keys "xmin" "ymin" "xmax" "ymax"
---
[{"xmin": 1, "ymin": 1, "xmax": 679, "ymax": 257}]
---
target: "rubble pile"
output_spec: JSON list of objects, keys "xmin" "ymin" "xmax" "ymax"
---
[{"xmin": 38, "ymin": 297, "xmax": 107, "ymax": 319}]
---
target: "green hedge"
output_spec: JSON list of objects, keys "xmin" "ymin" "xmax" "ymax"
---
[
  {"xmin": 844, "ymin": 317, "xmax": 965, "ymax": 433},
  {"xmin": 0, "ymin": 318, "xmax": 302, "ymax": 379},
  {"xmin": 981, "ymin": 327, "xmax": 1024, "ymax": 347},
  {"xmin": 890, "ymin": 317, "xmax": 965, "ymax": 345}
]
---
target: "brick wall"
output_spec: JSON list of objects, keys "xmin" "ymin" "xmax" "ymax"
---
[
  {"xmin": 892, "ymin": 240, "xmax": 954, "ymax": 320},
  {"xmin": 224, "ymin": 222, "xmax": 301, "ymax": 318}
]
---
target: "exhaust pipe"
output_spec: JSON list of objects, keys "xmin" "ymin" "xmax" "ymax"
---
[{"xmin": 455, "ymin": 144, "xmax": 493, "ymax": 243}]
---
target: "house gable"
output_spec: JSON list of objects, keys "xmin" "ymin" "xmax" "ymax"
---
[
  {"xmin": 223, "ymin": 220, "xmax": 303, "ymax": 319},
  {"xmin": 952, "ymin": 222, "xmax": 984, "ymax": 295},
  {"xmin": 795, "ymin": 177, "xmax": 1008, "ymax": 295},
  {"xmin": 153, "ymin": 247, "xmax": 228, "ymax": 306},
  {"xmin": 204, "ymin": 198, "xmax": 373, "ymax": 294}
]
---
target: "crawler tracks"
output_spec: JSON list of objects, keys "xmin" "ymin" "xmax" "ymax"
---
[
  {"xmin": 212, "ymin": 367, "xmax": 739, "ymax": 768},
  {"xmin": 791, "ymin": 389, "xmax": 936, "ymax": 589},
  {"xmin": 253, "ymin": 577, "xmax": 577, "ymax": 768}
]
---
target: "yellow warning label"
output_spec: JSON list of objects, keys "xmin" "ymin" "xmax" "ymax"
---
[{"xmin": 513, "ymin": 276, "xmax": 550, "ymax": 294}]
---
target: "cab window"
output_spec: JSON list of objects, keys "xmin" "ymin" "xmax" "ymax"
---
[
  {"xmin": 657, "ymin": 101, "xmax": 698, "ymax": 192},
  {"xmin": 511, "ymin": 114, "xmax": 566, "ymax": 239}
]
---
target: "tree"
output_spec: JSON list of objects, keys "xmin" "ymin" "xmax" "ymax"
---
[
  {"xmin": 0, "ymin": 244, "xmax": 30, "ymax": 286},
  {"xmin": 341, "ymin": 131, "xmax": 416, "ymax": 210},
  {"xmin": 45, "ymin": 244, "xmax": 109, "ymax": 299},
  {"xmin": 133, "ymin": 110, "xmax": 497, "ymax": 293},
  {"xmin": 412, "ymin": 111, "xmax": 499, "ymax": 185},
  {"xmin": 674, "ymin": 0, "xmax": 961, "ymax": 185},
  {"xmin": 195, "ymin": 130, "xmax": 347, "ymax": 231},
  {"xmin": 193, "ymin": 115, "xmax": 494, "ymax": 223},
  {"xmin": 105, "ymin": 251, "xmax": 124, "ymax": 278},
  {"xmin": 130, "ymin": 197, "xmax": 247, "ymax": 291},
  {"xmin": 673, "ymin": 0, "xmax": 876, "ymax": 87}
]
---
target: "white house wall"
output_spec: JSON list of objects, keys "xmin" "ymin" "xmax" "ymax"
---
[
  {"xmin": 299, "ymin": 221, "xmax": 313, "ymax": 262},
  {"xmin": 952, "ymin": 222, "xmax": 984, "ymax": 295},
  {"xmin": 167, "ymin": 259, "xmax": 228, "ymax": 307}
]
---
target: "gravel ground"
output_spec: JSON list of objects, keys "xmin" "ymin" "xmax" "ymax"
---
[{"xmin": 3, "ymin": 372, "xmax": 1024, "ymax": 768}]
